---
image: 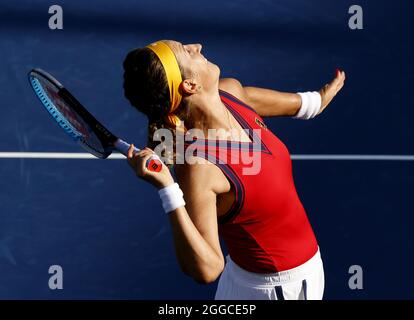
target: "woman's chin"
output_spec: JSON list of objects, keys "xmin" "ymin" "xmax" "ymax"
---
[{"xmin": 211, "ymin": 63, "xmax": 220, "ymax": 76}]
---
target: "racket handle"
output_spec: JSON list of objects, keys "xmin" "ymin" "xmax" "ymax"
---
[{"xmin": 114, "ymin": 139, "xmax": 163, "ymax": 172}]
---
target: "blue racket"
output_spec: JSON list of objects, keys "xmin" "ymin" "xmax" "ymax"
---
[{"xmin": 28, "ymin": 68, "xmax": 162, "ymax": 172}]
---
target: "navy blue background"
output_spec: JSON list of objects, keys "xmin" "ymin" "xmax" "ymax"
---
[{"xmin": 0, "ymin": 0, "xmax": 413, "ymax": 299}]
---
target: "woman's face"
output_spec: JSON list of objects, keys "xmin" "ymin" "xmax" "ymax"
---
[{"xmin": 165, "ymin": 40, "xmax": 220, "ymax": 92}]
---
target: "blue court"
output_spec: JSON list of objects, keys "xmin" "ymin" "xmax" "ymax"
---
[{"xmin": 0, "ymin": 0, "xmax": 413, "ymax": 299}]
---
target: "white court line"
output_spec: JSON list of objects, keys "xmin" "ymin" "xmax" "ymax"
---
[
  {"xmin": 291, "ymin": 155, "xmax": 414, "ymax": 161},
  {"xmin": 0, "ymin": 152, "xmax": 125, "ymax": 159},
  {"xmin": 0, "ymin": 152, "xmax": 414, "ymax": 161}
]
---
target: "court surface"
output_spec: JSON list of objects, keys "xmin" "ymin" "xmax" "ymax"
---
[{"xmin": 0, "ymin": 0, "xmax": 413, "ymax": 299}]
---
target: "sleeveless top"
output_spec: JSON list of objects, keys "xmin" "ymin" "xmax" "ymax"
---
[{"xmin": 183, "ymin": 90, "xmax": 318, "ymax": 273}]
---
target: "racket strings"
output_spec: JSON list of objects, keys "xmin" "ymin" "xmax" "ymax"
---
[
  {"xmin": 31, "ymin": 77, "xmax": 81, "ymax": 140},
  {"xmin": 30, "ymin": 75, "xmax": 107, "ymax": 157}
]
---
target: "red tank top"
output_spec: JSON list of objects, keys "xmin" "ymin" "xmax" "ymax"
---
[{"xmin": 184, "ymin": 90, "xmax": 318, "ymax": 273}]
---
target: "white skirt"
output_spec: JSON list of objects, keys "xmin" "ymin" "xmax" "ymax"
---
[{"xmin": 214, "ymin": 248, "xmax": 325, "ymax": 300}]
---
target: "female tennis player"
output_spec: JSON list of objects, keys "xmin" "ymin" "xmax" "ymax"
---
[{"xmin": 123, "ymin": 40, "xmax": 345, "ymax": 300}]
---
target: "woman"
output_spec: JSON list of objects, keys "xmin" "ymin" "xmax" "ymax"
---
[{"xmin": 123, "ymin": 40, "xmax": 345, "ymax": 300}]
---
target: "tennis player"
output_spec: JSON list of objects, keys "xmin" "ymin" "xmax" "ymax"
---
[{"xmin": 123, "ymin": 40, "xmax": 345, "ymax": 300}]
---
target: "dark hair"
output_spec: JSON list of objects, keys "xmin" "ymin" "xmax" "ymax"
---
[{"xmin": 123, "ymin": 47, "xmax": 187, "ymax": 166}]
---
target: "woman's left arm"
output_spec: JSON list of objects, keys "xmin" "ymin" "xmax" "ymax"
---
[{"xmin": 218, "ymin": 70, "xmax": 346, "ymax": 117}]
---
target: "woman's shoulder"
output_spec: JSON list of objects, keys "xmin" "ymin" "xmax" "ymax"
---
[
  {"xmin": 218, "ymin": 78, "xmax": 258, "ymax": 114},
  {"xmin": 218, "ymin": 78, "xmax": 245, "ymax": 99}
]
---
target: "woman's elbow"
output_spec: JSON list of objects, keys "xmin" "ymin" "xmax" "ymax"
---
[
  {"xmin": 192, "ymin": 259, "xmax": 225, "ymax": 285},
  {"xmin": 193, "ymin": 268, "xmax": 223, "ymax": 284}
]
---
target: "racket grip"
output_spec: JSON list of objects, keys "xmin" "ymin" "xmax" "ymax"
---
[{"xmin": 114, "ymin": 139, "xmax": 163, "ymax": 172}]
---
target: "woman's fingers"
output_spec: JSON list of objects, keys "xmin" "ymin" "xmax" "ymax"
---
[
  {"xmin": 127, "ymin": 144, "xmax": 136, "ymax": 159},
  {"xmin": 335, "ymin": 71, "xmax": 346, "ymax": 93},
  {"xmin": 328, "ymin": 69, "xmax": 346, "ymax": 94},
  {"xmin": 128, "ymin": 145, "xmax": 153, "ymax": 157},
  {"xmin": 127, "ymin": 145, "xmax": 149, "ymax": 168},
  {"xmin": 331, "ymin": 70, "xmax": 345, "ymax": 88},
  {"xmin": 318, "ymin": 69, "xmax": 346, "ymax": 112},
  {"xmin": 125, "ymin": 145, "xmax": 172, "ymax": 189},
  {"xmin": 127, "ymin": 146, "xmax": 156, "ymax": 174}
]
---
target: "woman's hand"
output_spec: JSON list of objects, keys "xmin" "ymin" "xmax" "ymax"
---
[
  {"xmin": 127, "ymin": 145, "xmax": 174, "ymax": 189},
  {"xmin": 318, "ymin": 69, "xmax": 346, "ymax": 114}
]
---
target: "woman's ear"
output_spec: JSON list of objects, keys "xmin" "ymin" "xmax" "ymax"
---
[{"xmin": 181, "ymin": 79, "xmax": 200, "ymax": 95}]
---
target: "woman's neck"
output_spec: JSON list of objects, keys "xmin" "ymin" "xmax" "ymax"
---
[{"xmin": 185, "ymin": 91, "xmax": 232, "ymax": 135}]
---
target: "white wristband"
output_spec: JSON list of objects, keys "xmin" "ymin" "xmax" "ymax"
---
[
  {"xmin": 294, "ymin": 91, "xmax": 322, "ymax": 120},
  {"xmin": 158, "ymin": 183, "xmax": 186, "ymax": 214}
]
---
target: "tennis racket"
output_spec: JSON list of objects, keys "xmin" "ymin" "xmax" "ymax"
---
[{"xmin": 27, "ymin": 68, "xmax": 162, "ymax": 172}]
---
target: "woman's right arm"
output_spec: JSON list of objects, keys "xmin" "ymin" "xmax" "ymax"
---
[{"xmin": 127, "ymin": 147, "xmax": 225, "ymax": 284}]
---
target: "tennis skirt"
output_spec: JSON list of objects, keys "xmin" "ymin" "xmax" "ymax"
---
[{"xmin": 214, "ymin": 247, "xmax": 324, "ymax": 300}]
